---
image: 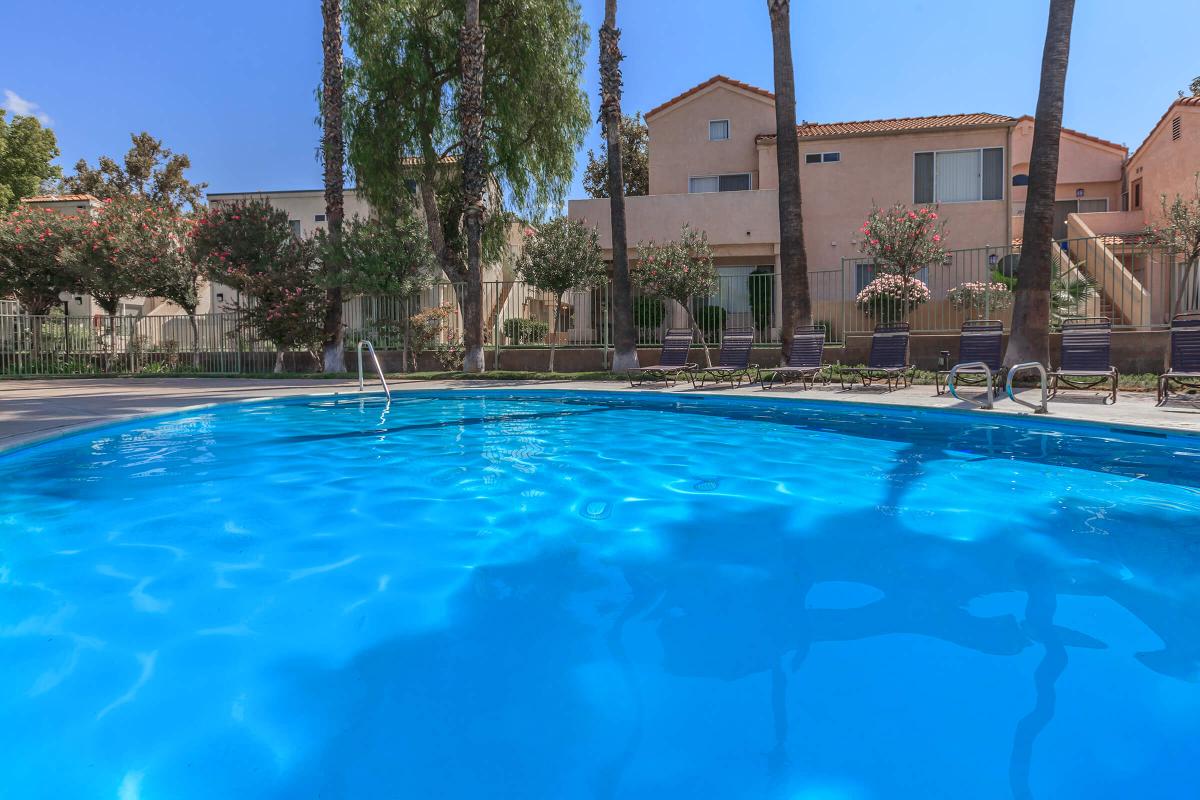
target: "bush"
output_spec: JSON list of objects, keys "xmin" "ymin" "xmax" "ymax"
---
[
  {"xmin": 502, "ymin": 317, "xmax": 550, "ymax": 344},
  {"xmin": 632, "ymin": 295, "xmax": 666, "ymax": 330},
  {"xmin": 694, "ymin": 304, "xmax": 727, "ymax": 340}
]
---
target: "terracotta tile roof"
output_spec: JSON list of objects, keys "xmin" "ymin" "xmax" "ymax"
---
[
  {"xmin": 1129, "ymin": 95, "xmax": 1200, "ymax": 163},
  {"xmin": 645, "ymin": 75, "xmax": 774, "ymax": 119},
  {"xmin": 20, "ymin": 194, "xmax": 99, "ymax": 203},
  {"xmin": 1014, "ymin": 115, "xmax": 1126, "ymax": 153},
  {"xmin": 756, "ymin": 112, "xmax": 1016, "ymax": 143}
]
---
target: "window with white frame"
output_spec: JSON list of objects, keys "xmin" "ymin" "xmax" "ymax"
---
[
  {"xmin": 709, "ymin": 119, "xmax": 730, "ymax": 141},
  {"xmin": 914, "ymin": 148, "xmax": 1004, "ymax": 203},
  {"xmin": 805, "ymin": 152, "xmax": 841, "ymax": 164},
  {"xmin": 688, "ymin": 173, "xmax": 752, "ymax": 193}
]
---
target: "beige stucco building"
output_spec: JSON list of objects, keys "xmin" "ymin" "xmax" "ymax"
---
[{"xmin": 568, "ymin": 76, "xmax": 1200, "ymax": 336}]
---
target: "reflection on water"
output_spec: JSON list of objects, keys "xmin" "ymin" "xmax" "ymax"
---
[{"xmin": 0, "ymin": 391, "xmax": 1198, "ymax": 799}]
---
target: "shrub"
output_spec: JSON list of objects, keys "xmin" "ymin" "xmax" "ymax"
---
[
  {"xmin": 632, "ymin": 295, "xmax": 666, "ymax": 331},
  {"xmin": 502, "ymin": 317, "xmax": 549, "ymax": 344},
  {"xmin": 947, "ymin": 281, "xmax": 1013, "ymax": 317},
  {"xmin": 694, "ymin": 304, "xmax": 727, "ymax": 340},
  {"xmin": 855, "ymin": 274, "xmax": 931, "ymax": 323}
]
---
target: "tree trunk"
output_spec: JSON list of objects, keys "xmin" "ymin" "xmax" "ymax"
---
[
  {"xmin": 189, "ymin": 311, "xmax": 201, "ymax": 369},
  {"xmin": 549, "ymin": 291, "xmax": 564, "ymax": 372},
  {"xmin": 459, "ymin": 0, "xmax": 487, "ymax": 373},
  {"xmin": 684, "ymin": 302, "xmax": 712, "ymax": 367},
  {"xmin": 768, "ymin": 0, "xmax": 812, "ymax": 362},
  {"xmin": 601, "ymin": 0, "xmax": 638, "ymax": 371},
  {"xmin": 1006, "ymin": 0, "xmax": 1076, "ymax": 368},
  {"xmin": 274, "ymin": 350, "xmax": 285, "ymax": 373},
  {"xmin": 321, "ymin": 0, "xmax": 348, "ymax": 372}
]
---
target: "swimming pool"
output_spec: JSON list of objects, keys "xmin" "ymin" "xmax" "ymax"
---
[{"xmin": 1, "ymin": 390, "xmax": 1198, "ymax": 799}]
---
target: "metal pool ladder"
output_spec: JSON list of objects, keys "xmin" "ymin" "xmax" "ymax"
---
[
  {"xmin": 947, "ymin": 362, "xmax": 994, "ymax": 410},
  {"xmin": 357, "ymin": 340, "xmax": 391, "ymax": 401},
  {"xmin": 1006, "ymin": 362, "xmax": 1049, "ymax": 414}
]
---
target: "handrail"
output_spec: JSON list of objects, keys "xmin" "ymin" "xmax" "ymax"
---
[
  {"xmin": 356, "ymin": 340, "xmax": 391, "ymax": 401},
  {"xmin": 947, "ymin": 361, "xmax": 994, "ymax": 410},
  {"xmin": 1005, "ymin": 362, "xmax": 1049, "ymax": 414}
]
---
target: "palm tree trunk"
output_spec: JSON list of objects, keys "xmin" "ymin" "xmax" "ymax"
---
[
  {"xmin": 601, "ymin": 0, "xmax": 638, "ymax": 371},
  {"xmin": 459, "ymin": 0, "xmax": 486, "ymax": 373},
  {"xmin": 320, "ymin": 0, "xmax": 348, "ymax": 372},
  {"xmin": 768, "ymin": 0, "xmax": 812, "ymax": 363},
  {"xmin": 1006, "ymin": 0, "xmax": 1076, "ymax": 367}
]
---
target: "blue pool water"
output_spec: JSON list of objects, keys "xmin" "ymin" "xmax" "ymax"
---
[{"xmin": 1, "ymin": 390, "xmax": 1199, "ymax": 799}]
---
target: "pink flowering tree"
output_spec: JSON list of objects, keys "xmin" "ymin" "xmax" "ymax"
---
[
  {"xmin": 0, "ymin": 205, "xmax": 83, "ymax": 355},
  {"xmin": 0, "ymin": 205, "xmax": 82, "ymax": 315},
  {"xmin": 857, "ymin": 204, "xmax": 947, "ymax": 323},
  {"xmin": 515, "ymin": 218, "xmax": 607, "ymax": 371},
  {"xmin": 947, "ymin": 281, "xmax": 1014, "ymax": 319},
  {"xmin": 1144, "ymin": 176, "xmax": 1200, "ymax": 316},
  {"xmin": 632, "ymin": 224, "xmax": 719, "ymax": 366},
  {"xmin": 193, "ymin": 200, "xmax": 325, "ymax": 370}
]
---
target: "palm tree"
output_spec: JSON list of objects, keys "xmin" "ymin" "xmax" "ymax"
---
[
  {"xmin": 1006, "ymin": 0, "xmax": 1076, "ymax": 367},
  {"xmin": 601, "ymin": 0, "xmax": 639, "ymax": 371},
  {"xmin": 767, "ymin": 0, "xmax": 811, "ymax": 360},
  {"xmin": 459, "ymin": 0, "xmax": 487, "ymax": 372},
  {"xmin": 320, "ymin": 0, "xmax": 347, "ymax": 372}
]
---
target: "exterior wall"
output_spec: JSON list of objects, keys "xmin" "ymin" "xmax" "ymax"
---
[
  {"xmin": 1009, "ymin": 119, "xmax": 1126, "ymax": 216},
  {"xmin": 783, "ymin": 126, "xmax": 1013, "ymax": 267},
  {"xmin": 645, "ymin": 84, "xmax": 777, "ymax": 195},
  {"xmin": 207, "ymin": 188, "xmax": 375, "ymax": 239},
  {"xmin": 1127, "ymin": 103, "xmax": 1200, "ymax": 226}
]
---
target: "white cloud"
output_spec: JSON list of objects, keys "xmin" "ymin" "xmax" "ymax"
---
[{"xmin": 2, "ymin": 89, "xmax": 52, "ymax": 126}]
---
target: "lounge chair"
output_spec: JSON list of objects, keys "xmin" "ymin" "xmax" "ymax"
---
[
  {"xmin": 626, "ymin": 328, "xmax": 697, "ymax": 387},
  {"xmin": 839, "ymin": 323, "xmax": 914, "ymax": 391},
  {"xmin": 762, "ymin": 324, "xmax": 827, "ymax": 389},
  {"xmin": 691, "ymin": 327, "xmax": 759, "ymax": 388},
  {"xmin": 1157, "ymin": 312, "xmax": 1200, "ymax": 405},
  {"xmin": 1048, "ymin": 317, "xmax": 1118, "ymax": 404},
  {"xmin": 936, "ymin": 319, "xmax": 1005, "ymax": 396}
]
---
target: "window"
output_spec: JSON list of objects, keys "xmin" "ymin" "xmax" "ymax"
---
[
  {"xmin": 855, "ymin": 263, "xmax": 928, "ymax": 294},
  {"xmin": 1172, "ymin": 116, "xmax": 1182, "ymax": 142},
  {"xmin": 709, "ymin": 120, "xmax": 730, "ymax": 141},
  {"xmin": 688, "ymin": 173, "xmax": 752, "ymax": 193},
  {"xmin": 288, "ymin": 219, "xmax": 302, "ymax": 237},
  {"xmin": 1012, "ymin": 174, "xmax": 1029, "ymax": 186},
  {"xmin": 1132, "ymin": 179, "xmax": 1143, "ymax": 210},
  {"xmin": 806, "ymin": 152, "xmax": 840, "ymax": 164},
  {"xmin": 914, "ymin": 147, "xmax": 1004, "ymax": 203},
  {"xmin": 314, "ymin": 213, "xmax": 326, "ymax": 222}
]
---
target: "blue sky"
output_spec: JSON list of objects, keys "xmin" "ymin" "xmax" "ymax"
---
[{"xmin": 2, "ymin": 0, "xmax": 1195, "ymax": 209}]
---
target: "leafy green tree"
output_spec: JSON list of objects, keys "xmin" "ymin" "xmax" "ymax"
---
[
  {"xmin": 1145, "ymin": 175, "xmax": 1200, "ymax": 315},
  {"xmin": 0, "ymin": 111, "xmax": 62, "ymax": 211},
  {"xmin": 193, "ymin": 200, "xmax": 325, "ymax": 371},
  {"xmin": 344, "ymin": 0, "xmax": 590, "ymax": 371},
  {"xmin": 0, "ymin": 205, "xmax": 79, "ymax": 314},
  {"xmin": 515, "ymin": 218, "xmax": 607, "ymax": 370},
  {"xmin": 633, "ymin": 224, "xmax": 719, "ymax": 366},
  {"xmin": 61, "ymin": 132, "xmax": 206, "ymax": 212},
  {"xmin": 142, "ymin": 212, "xmax": 204, "ymax": 366},
  {"xmin": 582, "ymin": 112, "xmax": 648, "ymax": 198},
  {"xmin": 320, "ymin": 213, "xmax": 439, "ymax": 370}
]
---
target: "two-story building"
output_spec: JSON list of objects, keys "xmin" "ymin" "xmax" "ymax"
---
[{"xmin": 569, "ymin": 76, "xmax": 1199, "ymax": 338}]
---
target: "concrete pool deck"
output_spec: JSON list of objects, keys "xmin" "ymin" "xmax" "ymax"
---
[{"xmin": 3, "ymin": 376, "xmax": 1200, "ymax": 450}]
